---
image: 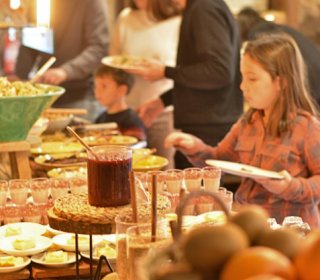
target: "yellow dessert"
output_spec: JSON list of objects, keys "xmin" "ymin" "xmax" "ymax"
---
[
  {"xmin": 12, "ymin": 237, "xmax": 36, "ymax": 250},
  {"xmin": 5, "ymin": 225, "xmax": 22, "ymax": 237},
  {"xmin": 97, "ymin": 241, "xmax": 116, "ymax": 258},
  {"xmin": 44, "ymin": 250, "xmax": 68, "ymax": 263},
  {"xmin": 0, "ymin": 256, "xmax": 23, "ymax": 267},
  {"xmin": 66, "ymin": 235, "xmax": 89, "ymax": 245}
]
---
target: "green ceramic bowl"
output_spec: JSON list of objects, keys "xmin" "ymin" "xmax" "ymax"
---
[{"xmin": 0, "ymin": 85, "xmax": 65, "ymax": 142}]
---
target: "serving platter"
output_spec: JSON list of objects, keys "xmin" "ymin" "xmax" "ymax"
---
[
  {"xmin": 34, "ymin": 153, "xmax": 87, "ymax": 170},
  {"xmin": 31, "ymin": 142, "xmax": 83, "ymax": 155},
  {"xmin": 0, "ymin": 223, "xmax": 47, "ymax": 239}
]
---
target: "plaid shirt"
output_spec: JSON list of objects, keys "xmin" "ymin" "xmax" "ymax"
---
[{"xmin": 189, "ymin": 110, "xmax": 320, "ymax": 228}]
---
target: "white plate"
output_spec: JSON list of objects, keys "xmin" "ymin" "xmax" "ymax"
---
[
  {"xmin": 52, "ymin": 233, "xmax": 101, "ymax": 252},
  {"xmin": 205, "ymin": 160, "xmax": 284, "ymax": 180},
  {"xmin": 31, "ymin": 251, "xmax": 77, "ymax": 267},
  {"xmin": 0, "ymin": 222, "xmax": 47, "ymax": 238},
  {"xmin": 102, "ymin": 55, "xmax": 150, "ymax": 70},
  {"xmin": 46, "ymin": 225, "xmax": 68, "ymax": 236},
  {"xmin": 80, "ymin": 234, "xmax": 116, "ymax": 261},
  {"xmin": 0, "ymin": 254, "xmax": 30, "ymax": 273},
  {"xmin": 0, "ymin": 236, "xmax": 53, "ymax": 256}
]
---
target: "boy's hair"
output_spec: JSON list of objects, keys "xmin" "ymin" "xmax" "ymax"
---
[
  {"xmin": 242, "ymin": 33, "xmax": 319, "ymax": 137},
  {"xmin": 95, "ymin": 65, "xmax": 134, "ymax": 94}
]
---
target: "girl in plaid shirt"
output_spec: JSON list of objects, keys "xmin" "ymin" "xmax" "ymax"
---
[{"xmin": 165, "ymin": 33, "xmax": 320, "ymax": 228}]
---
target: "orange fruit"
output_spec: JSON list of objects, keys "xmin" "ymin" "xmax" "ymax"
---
[
  {"xmin": 294, "ymin": 229, "xmax": 320, "ymax": 280},
  {"xmin": 220, "ymin": 246, "xmax": 296, "ymax": 280}
]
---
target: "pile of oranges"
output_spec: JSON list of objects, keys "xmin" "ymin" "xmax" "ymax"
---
[{"xmin": 149, "ymin": 205, "xmax": 320, "ymax": 280}]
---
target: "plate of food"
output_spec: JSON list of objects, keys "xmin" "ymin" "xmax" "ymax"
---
[
  {"xmin": 0, "ymin": 236, "xmax": 53, "ymax": 256},
  {"xmin": 31, "ymin": 250, "xmax": 77, "ymax": 267},
  {"xmin": 52, "ymin": 233, "xmax": 101, "ymax": 252},
  {"xmin": 31, "ymin": 142, "xmax": 83, "ymax": 155},
  {"xmin": 0, "ymin": 223, "xmax": 47, "ymax": 239},
  {"xmin": 83, "ymin": 135, "xmax": 138, "ymax": 146},
  {"xmin": 47, "ymin": 166, "xmax": 87, "ymax": 178},
  {"xmin": 34, "ymin": 152, "xmax": 87, "ymax": 170},
  {"xmin": 0, "ymin": 254, "xmax": 30, "ymax": 273},
  {"xmin": 205, "ymin": 160, "xmax": 284, "ymax": 180},
  {"xmin": 102, "ymin": 55, "xmax": 151, "ymax": 70},
  {"xmin": 133, "ymin": 155, "xmax": 169, "ymax": 171},
  {"xmin": 80, "ymin": 234, "xmax": 116, "ymax": 262}
]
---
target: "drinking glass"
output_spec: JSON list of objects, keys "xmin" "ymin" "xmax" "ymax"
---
[
  {"xmin": 163, "ymin": 169, "xmax": 183, "ymax": 194},
  {"xmin": 146, "ymin": 170, "xmax": 165, "ymax": 194},
  {"xmin": 183, "ymin": 167, "xmax": 202, "ymax": 192},
  {"xmin": 0, "ymin": 180, "xmax": 8, "ymax": 207},
  {"xmin": 202, "ymin": 166, "xmax": 221, "ymax": 192},
  {"xmin": 49, "ymin": 178, "xmax": 69, "ymax": 201},
  {"xmin": 30, "ymin": 177, "xmax": 50, "ymax": 204},
  {"xmin": 9, "ymin": 179, "xmax": 29, "ymax": 205},
  {"xmin": 3, "ymin": 205, "xmax": 22, "ymax": 224},
  {"xmin": 87, "ymin": 145, "xmax": 132, "ymax": 207},
  {"xmin": 69, "ymin": 177, "xmax": 87, "ymax": 194},
  {"xmin": 127, "ymin": 220, "xmax": 171, "ymax": 280}
]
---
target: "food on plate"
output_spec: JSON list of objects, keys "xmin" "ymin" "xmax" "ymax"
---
[
  {"xmin": 44, "ymin": 250, "xmax": 68, "ymax": 263},
  {"xmin": 106, "ymin": 55, "xmax": 149, "ymax": 68},
  {"xmin": 0, "ymin": 77, "xmax": 57, "ymax": 97},
  {"xmin": 5, "ymin": 225, "xmax": 22, "ymax": 237},
  {"xmin": 12, "ymin": 237, "xmax": 36, "ymax": 250},
  {"xmin": 96, "ymin": 240, "xmax": 116, "ymax": 258},
  {"xmin": 67, "ymin": 235, "xmax": 89, "ymax": 245},
  {"xmin": 0, "ymin": 255, "xmax": 24, "ymax": 267}
]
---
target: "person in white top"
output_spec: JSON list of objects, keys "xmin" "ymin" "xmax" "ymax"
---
[{"xmin": 109, "ymin": 0, "xmax": 181, "ymax": 167}]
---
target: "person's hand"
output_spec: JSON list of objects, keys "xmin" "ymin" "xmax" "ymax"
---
[
  {"xmin": 39, "ymin": 68, "xmax": 67, "ymax": 85},
  {"xmin": 254, "ymin": 170, "xmax": 292, "ymax": 194},
  {"xmin": 164, "ymin": 131, "xmax": 206, "ymax": 156},
  {"xmin": 126, "ymin": 61, "xmax": 165, "ymax": 82},
  {"xmin": 137, "ymin": 98, "xmax": 165, "ymax": 128}
]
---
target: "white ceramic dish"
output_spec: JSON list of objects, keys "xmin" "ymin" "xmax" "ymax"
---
[
  {"xmin": 0, "ymin": 222, "xmax": 47, "ymax": 239},
  {"xmin": 102, "ymin": 55, "xmax": 150, "ymax": 71},
  {"xmin": 0, "ymin": 235, "xmax": 53, "ymax": 256},
  {"xmin": 31, "ymin": 251, "xmax": 77, "ymax": 267},
  {"xmin": 80, "ymin": 234, "xmax": 116, "ymax": 261},
  {"xmin": 46, "ymin": 225, "xmax": 68, "ymax": 236},
  {"xmin": 52, "ymin": 233, "xmax": 101, "ymax": 252},
  {"xmin": 205, "ymin": 159, "xmax": 284, "ymax": 180},
  {"xmin": 0, "ymin": 254, "xmax": 31, "ymax": 273}
]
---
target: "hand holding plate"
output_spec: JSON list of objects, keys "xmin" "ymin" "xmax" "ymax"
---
[{"xmin": 254, "ymin": 170, "xmax": 292, "ymax": 194}]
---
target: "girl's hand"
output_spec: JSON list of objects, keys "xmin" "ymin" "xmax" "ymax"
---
[
  {"xmin": 164, "ymin": 132, "xmax": 206, "ymax": 156},
  {"xmin": 254, "ymin": 170, "xmax": 292, "ymax": 194}
]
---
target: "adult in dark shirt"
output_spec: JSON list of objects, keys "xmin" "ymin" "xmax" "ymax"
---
[
  {"xmin": 237, "ymin": 7, "xmax": 320, "ymax": 105},
  {"xmin": 94, "ymin": 65, "xmax": 146, "ymax": 141},
  {"xmin": 15, "ymin": 0, "xmax": 109, "ymax": 122},
  {"xmin": 129, "ymin": 0, "xmax": 243, "ymax": 168}
]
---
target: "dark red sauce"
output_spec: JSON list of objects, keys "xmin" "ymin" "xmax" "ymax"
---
[{"xmin": 88, "ymin": 157, "xmax": 132, "ymax": 207}]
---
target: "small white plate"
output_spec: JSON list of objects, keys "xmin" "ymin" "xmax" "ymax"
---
[
  {"xmin": 81, "ymin": 234, "xmax": 116, "ymax": 262},
  {"xmin": 52, "ymin": 233, "xmax": 101, "ymax": 252},
  {"xmin": 31, "ymin": 251, "xmax": 78, "ymax": 267},
  {"xmin": 0, "ymin": 223, "xmax": 47, "ymax": 239},
  {"xmin": 0, "ymin": 254, "xmax": 30, "ymax": 273},
  {"xmin": 205, "ymin": 159, "xmax": 284, "ymax": 180},
  {"xmin": 0, "ymin": 236, "xmax": 53, "ymax": 256},
  {"xmin": 46, "ymin": 225, "xmax": 68, "ymax": 236}
]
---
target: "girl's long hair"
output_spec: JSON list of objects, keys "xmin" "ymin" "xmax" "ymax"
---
[{"xmin": 243, "ymin": 33, "xmax": 319, "ymax": 137}]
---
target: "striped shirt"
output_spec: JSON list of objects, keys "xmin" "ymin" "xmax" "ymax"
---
[{"xmin": 188, "ymin": 110, "xmax": 320, "ymax": 228}]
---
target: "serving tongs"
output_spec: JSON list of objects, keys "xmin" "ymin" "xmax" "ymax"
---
[{"xmin": 30, "ymin": 56, "xmax": 56, "ymax": 83}]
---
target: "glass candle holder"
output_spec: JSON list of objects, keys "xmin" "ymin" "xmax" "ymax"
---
[
  {"xmin": 69, "ymin": 177, "xmax": 88, "ymax": 194},
  {"xmin": 49, "ymin": 178, "xmax": 70, "ymax": 201},
  {"xmin": 0, "ymin": 180, "xmax": 8, "ymax": 207},
  {"xmin": 163, "ymin": 169, "xmax": 183, "ymax": 194}
]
